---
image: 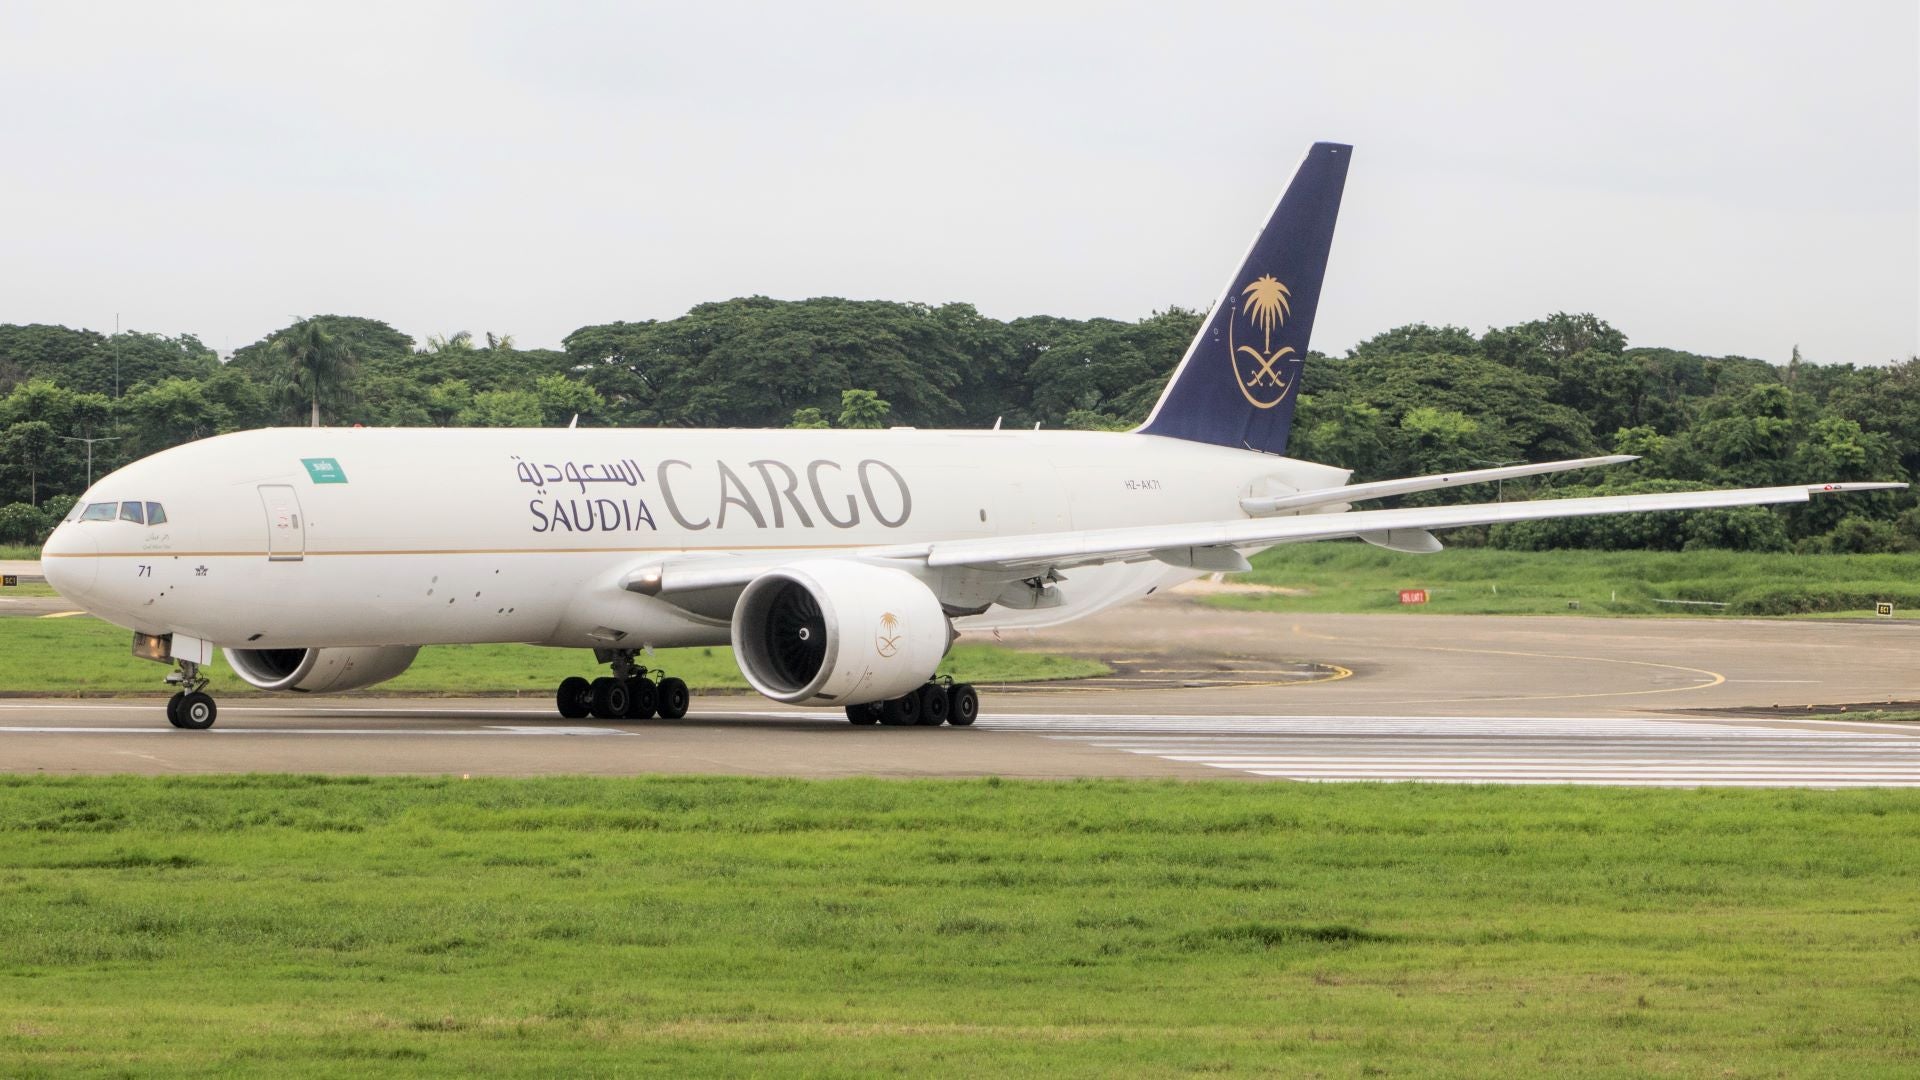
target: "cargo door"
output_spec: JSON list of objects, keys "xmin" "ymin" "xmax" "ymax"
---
[{"xmin": 258, "ymin": 484, "xmax": 305, "ymax": 562}]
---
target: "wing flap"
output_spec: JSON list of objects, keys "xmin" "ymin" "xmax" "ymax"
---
[{"xmin": 1357, "ymin": 528, "xmax": 1444, "ymax": 554}]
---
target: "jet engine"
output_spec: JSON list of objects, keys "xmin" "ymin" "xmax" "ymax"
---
[
  {"xmin": 223, "ymin": 646, "xmax": 422, "ymax": 694},
  {"xmin": 731, "ymin": 560, "xmax": 951, "ymax": 706}
]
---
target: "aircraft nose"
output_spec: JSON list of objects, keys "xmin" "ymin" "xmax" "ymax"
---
[{"xmin": 40, "ymin": 525, "xmax": 98, "ymax": 598}]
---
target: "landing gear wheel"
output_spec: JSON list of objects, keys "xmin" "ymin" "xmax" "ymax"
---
[
  {"xmin": 589, "ymin": 677, "xmax": 629, "ymax": 720},
  {"xmin": 946, "ymin": 683, "xmax": 979, "ymax": 727},
  {"xmin": 165, "ymin": 692, "xmax": 186, "ymax": 728},
  {"xmin": 845, "ymin": 703, "xmax": 881, "ymax": 726},
  {"xmin": 879, "ymin": 691, "xmax": 922, "ymax": 726},
  {"xmin": 557, "ymin": 676, "xmax": 592, "ymax": 719},
  {"xmin": 174, "ymin": 692, "xmax": 217, "ymax": 730},
  {"xmin": 656, "ymin": 677, "xmax": 690, "ymax": 720},
  {"xmin": 625, "ymin": 677, "xmax": 658, "ymax": 720},
  {"xmin": 917, "ymin": 683, "xmax": 950, "ymax": 726}
]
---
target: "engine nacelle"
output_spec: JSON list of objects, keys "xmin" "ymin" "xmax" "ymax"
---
[
  {"xmin": 732, "ymin": 560, "xmax": 951, "ymax": 706},
  {"xmin": 223, "ymin": 646, "xmax": 421, "ymax": 694}
]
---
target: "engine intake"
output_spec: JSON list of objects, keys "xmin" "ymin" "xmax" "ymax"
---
[
  {"xmin": 732, "ymin": 561, "xmax": 950, "ymax": 706},
  {"xmin": 223, "ymin": 646, "xmax": 421, "ymax": 694}
]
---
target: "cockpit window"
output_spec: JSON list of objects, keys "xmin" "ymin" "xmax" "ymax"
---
[
  {"xmin": 146, "ymin": 502, "xmax": 167, "ymax": 525},
  {"xmin": 118, "ymin": 501, "xmax": 146, "ymax": 525},
  {"xmin": 80, "ymin": 502, "xmax": 117, "ymax": 522}
]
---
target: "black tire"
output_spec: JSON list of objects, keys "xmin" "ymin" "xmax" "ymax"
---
[
  {"xmin": 165, "ymin": 691, "xmax": 186, "ymax": 728},
  {"xmin": 175, "ymin": 691, "xmax": 217, "ymax": 730},
  {"xmin": 947, "ymin": 683, "xmax": 979, "ymax": 727},
  {"xmin": 918, "ymin": 683, "xmax": 950, "ymax": 725},
  {"xmin": 845, "ymin": 703, "xmax": 881, "ymax": 725},
  {"xmin": 589, "ymin": 677, "xmax": 628, "ymax": 720},
  {"xmin": 879, "ymin": 691, "xmax": 921, "ymax": 726},
  {"xmin": 557, "ymin": 676, "xmax": 592, "ymax": 719},
  {"xmin": 656, "ymin": 677, "xmax": 690, "ymax": 721},
  {"xmin": 626, "ymin": 678, "xmax": 658, "ymax": 720}
]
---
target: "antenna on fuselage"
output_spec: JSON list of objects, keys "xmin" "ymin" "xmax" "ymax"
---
[{"xmin": 568, "ymin": 414, "xmax": 578, "ymax": 429}]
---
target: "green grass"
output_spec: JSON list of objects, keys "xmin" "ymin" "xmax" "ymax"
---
[
  {"xmin": 1847, "ymin": 710, "xmax": 1920, "ymax": 724},
  {"xmin": 0, "ymin": 616, "xmax": 1107, "ymax": 695},
  {"xmin": 1214, "ymin": 544, "xmax": 1920, "ymax": 617},
  {"xmin": 0, "ymin": 777, "xmax": 1914, "ymax": 1076},
  {"xmin": 0, "ymin": 544, "xmax": 40, "ymax": 561},
  {"xmin": 0, "ymin": 580, "xmax": 56, "ymax": 597}
]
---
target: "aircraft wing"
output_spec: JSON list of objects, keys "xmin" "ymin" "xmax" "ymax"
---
[
  {"xmin": 911, "ymin": 483, "xmax": 1903, "ymax": 574},
  {"xmin": 628, "ymin": 482, "xmax": 1904, "ymax": 602}
]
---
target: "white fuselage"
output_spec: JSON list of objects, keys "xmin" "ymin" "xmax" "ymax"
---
[{"xmin": 41, "ymin": 427, "xmax": 1347, "ymax": 652}]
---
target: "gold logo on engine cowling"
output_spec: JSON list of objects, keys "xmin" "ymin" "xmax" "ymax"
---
[
  {"xmin": 1231, "ymin": 274, "xmax": 1297, "ymax": 409},
  {"xmin": 875, "ymin": 612, "xmax": 901, "ymax": 658}
]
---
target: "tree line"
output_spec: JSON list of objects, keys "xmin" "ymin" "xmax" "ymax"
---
[{"xmin": 1, "ymin": 304, "xmax": 1914, "ymax": 553}]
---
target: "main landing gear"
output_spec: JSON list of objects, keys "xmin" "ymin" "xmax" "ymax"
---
[
  {"xmin": 165, "ymin": 659, "xmax": 218, "ymax": 730},
  {"xmin": 556, "ymin": 650, "xmax": 688, "ymax": 721},
  {"xmin": 844, "ymin": 680, "xmax": 978, "ymax": 728}
]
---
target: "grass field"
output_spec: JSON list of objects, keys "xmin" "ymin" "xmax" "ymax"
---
[
  {"xmin": 1216, "ymin": 544, "xmax": 1920, "ymax": 618},
  {"xmin": 0, "ymin": 544, "xmax": 40, "ymax": 561},
  {"xmin": 0, "ymin": 776, "xmax": 1914, "ymax": 1076},
  {"xmin": 0, "ymin": 615, "xmax": 1107, "ymax": 695}
]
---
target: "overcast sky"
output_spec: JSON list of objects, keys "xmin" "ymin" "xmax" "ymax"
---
[{"xmin": 2, "ymin": 1, "xmax": 1914, "ymax": 365}]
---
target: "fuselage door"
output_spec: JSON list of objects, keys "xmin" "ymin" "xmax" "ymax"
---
[{"xmin": 258, "ymin": 484, "xmax": 305, "ymax": 562}]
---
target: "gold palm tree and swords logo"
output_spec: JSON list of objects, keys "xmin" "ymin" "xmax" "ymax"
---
[
  {"xmin": 875, "ymin": 612, "xmax": 902, "ymax": 658},
  {"xmin": 1230, "ymin": 274, "xmax": 1297, "ymax": 409}
]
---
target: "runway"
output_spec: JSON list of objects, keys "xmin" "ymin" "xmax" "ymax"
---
[
  {"xmin": 2, "ymin": 700, "xmax": 1917, "ymax": 787},
  {"xmin": 980, "ymin": 713, "xmax": 1920, "ymax": 786},
  {"xmin": 2, "ymin": 596, "xmax": 1917, "ymax": 785}
]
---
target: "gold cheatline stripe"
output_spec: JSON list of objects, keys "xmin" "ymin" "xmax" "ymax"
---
[{"xmin": 47, "ymin": 544, "xmax": 875, "ymax": 559}]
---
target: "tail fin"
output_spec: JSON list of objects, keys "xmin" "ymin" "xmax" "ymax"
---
[{"xmin": 1137, "ymin": 142, "xmax": 1350, "ymax": 455}]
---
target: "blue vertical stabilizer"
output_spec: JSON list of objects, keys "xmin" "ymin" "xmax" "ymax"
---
[{"xmin": 1137, "ymin": 142, "xmax": 1350, "ymax": 455}]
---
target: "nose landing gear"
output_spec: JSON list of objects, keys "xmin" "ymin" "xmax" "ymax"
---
[{"xmin": 164, "ymin": 660, "xmax": 218, "ymax": 730}]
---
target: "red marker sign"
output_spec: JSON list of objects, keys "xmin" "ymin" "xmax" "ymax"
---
[{"xmin": 1399, "ymin": 589, "xmax": 1428, "ymax": 605}]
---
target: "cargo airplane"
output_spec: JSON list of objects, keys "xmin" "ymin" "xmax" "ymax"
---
[{"xmin": 39, "ymin": 143, "xmax": 1902, "ymax": 729}]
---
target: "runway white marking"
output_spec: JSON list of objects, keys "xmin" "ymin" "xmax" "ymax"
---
[{"xmin": 974, "ymin": 714, "xmax": 1920, "ymax": 787}]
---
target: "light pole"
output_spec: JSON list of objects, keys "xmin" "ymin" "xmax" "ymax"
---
[
  {"xmin": 60, "ymin": 435, "xmax": 118, "ymax": 489},
  {"xmin": 1469, "ymin": 458, "xmax": 1526, "ymax": 502}
]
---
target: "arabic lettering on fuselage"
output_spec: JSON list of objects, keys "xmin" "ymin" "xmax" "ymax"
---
[
  {"xmin": 512, "ymin": 456, "xmax": 913, "ymax": 533},
  {"xmin": 513, "ymin": 457, "xmax": 645, "ymax": 495},
  {"xmin": 515, "ymin": 456, "xmax": 655, "ymax": 534}
]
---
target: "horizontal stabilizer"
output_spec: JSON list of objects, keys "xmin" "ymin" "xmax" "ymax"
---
[{"xmin": 1241, "ymin": 455, "xmax": 1638, "ymax": 516}]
